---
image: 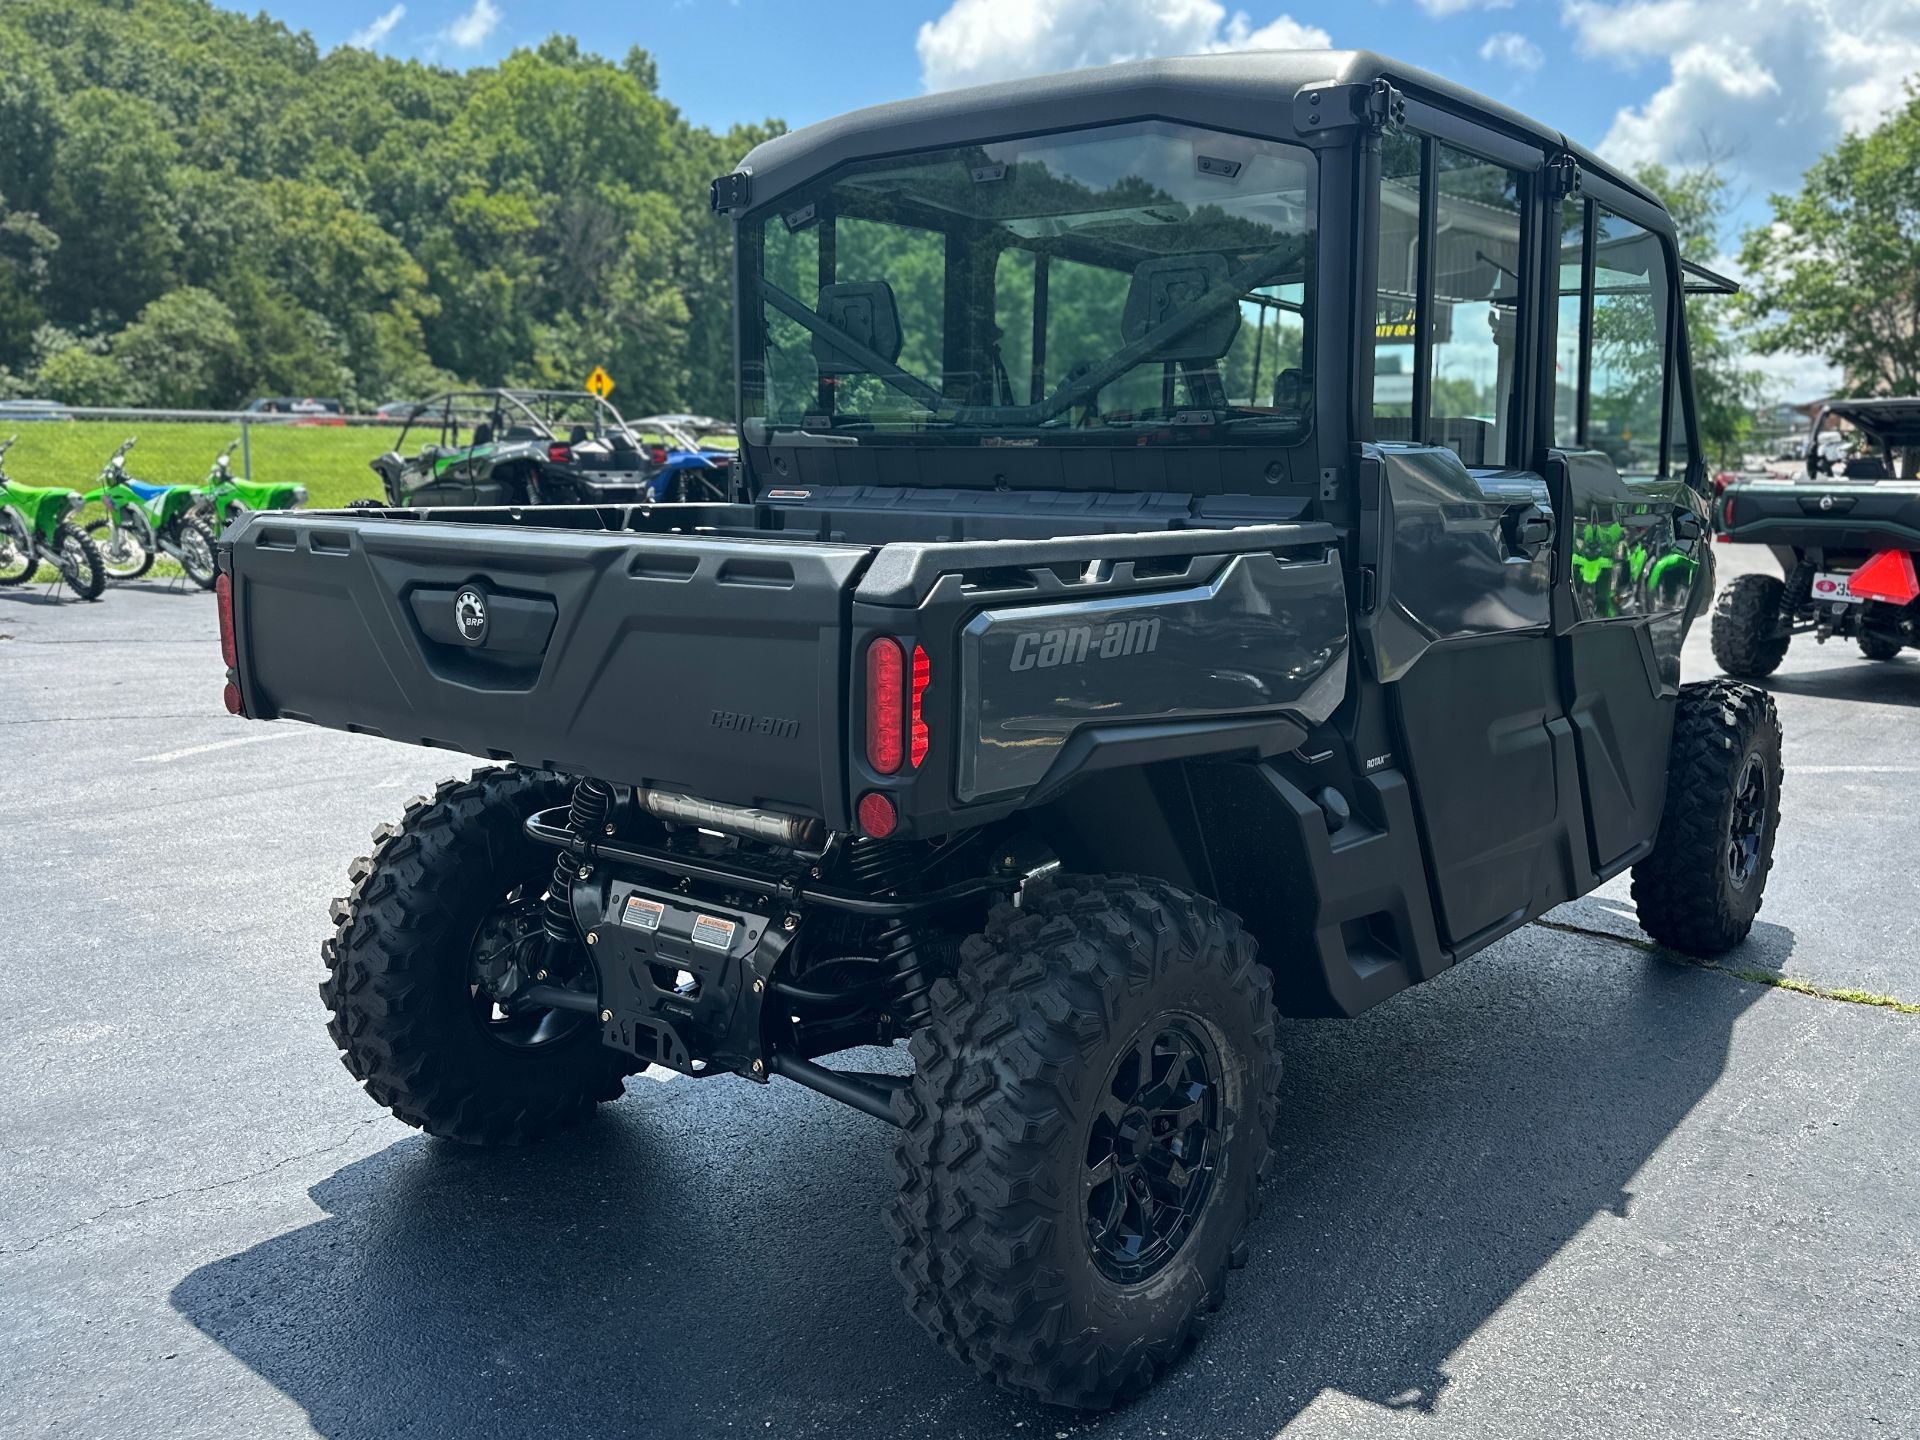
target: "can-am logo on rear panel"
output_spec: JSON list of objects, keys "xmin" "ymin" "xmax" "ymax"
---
[
  {"xmin": 1009, "ymin": 617, "xmax": 1161, "ymax": 672},
  {"xmin": 453, "ymin": 586, "xmax": 489, "ymax": 645}
]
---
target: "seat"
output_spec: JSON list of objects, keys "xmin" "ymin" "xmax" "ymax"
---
[{"xmin": 125, "ymin": 480, "xmax": 173, "ymax": 501}]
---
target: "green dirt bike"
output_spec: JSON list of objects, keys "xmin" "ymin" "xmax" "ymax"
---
[
  {"xmin": 0, "ymin": 436, "xmax": 107, "ymax": 601},
  {"xmin": 82, "ymin": 438, "xmax": 219, "ymax": 589},
  {"xmin": 192, "ymin": 439, "xmax": 308, "ymax": 536}
]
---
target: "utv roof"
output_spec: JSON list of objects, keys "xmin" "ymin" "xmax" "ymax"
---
[
  {"xmin": 735, "ymin": 50, "xmax": 1660, "ymax": 215},
  {"xmin": 1816, "ymin": 397, "xmax": 1920, "ymax": 447}
]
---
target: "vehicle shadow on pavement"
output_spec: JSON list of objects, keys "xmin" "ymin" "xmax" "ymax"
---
[
  {"xmin": 171, "ymin": 943, "xmax": 1764, "ymax": 1439},
  {"xmin": 1761, "ymin": 661, "xmax": 1920, "ymax": 710}
]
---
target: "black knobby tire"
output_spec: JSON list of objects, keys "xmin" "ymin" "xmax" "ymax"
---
[
  {"xmin": 889, "ymin": 874, "xmax": 1282, "ymax": 1410},
  {"xmin": 319, "ymin": 767, "xmax": 627, "ymax": 1145},
  {"xmin": 1710, "ymin": 572, "xmax": 1790, "ymax": 678},
  {"xmin": 1631, "ymin": 680, "xmax": 1783, "ymax": 956},
  {"xmin": 54, "ymin": 522, "xmax": 106, "ymax": 600},
  {"xmin": 1859, "ymin": 631, "xmax": 1903, "ymax": 661},
  {"xmin": 174, "ymin": 515, "xmax": 218, "ymax": 589}
]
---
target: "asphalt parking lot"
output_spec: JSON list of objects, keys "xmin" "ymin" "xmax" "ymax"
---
[{"xmin": 2, "ymin": 547, "xmax": 1916, "ymax": 1440}]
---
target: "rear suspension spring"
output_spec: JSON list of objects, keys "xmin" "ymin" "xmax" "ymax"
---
[
  {"xmin": 880, "ymin": 919, "xmax": 935, "ymax": 1032},
  {"xmin": 1780, "ymin": 560, "xmax": 1815, "ymax": 626},
  {"xmin": 545, "ymin": 777, "xmax": 614, "ymax": 949}
]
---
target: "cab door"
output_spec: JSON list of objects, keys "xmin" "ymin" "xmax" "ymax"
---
[
  {"xmin": 1358, "ymin": 113, "xmax": 1585, "ymax": 951},
  {"xmin": 1543, "ymin": 178, "xmax": 1707, "ymax": 873}
]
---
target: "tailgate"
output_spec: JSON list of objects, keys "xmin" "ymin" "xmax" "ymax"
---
[
  {"xmin": 1723, "ymin": 481, "xmax": 1920, "ymax": 550},
  {"xmin": 225, "ymin": 514, "xmax": 872, "ymax": 824}
]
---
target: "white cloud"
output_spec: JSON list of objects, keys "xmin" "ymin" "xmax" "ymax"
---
[
  {"xmin": 1564, "ymin": 1, "xmax": 1920, "ymax": 193},
  {"xmin": 444, "ymin": 0, "xmax": 501, "ymax": 49},
  {"xmin": 1419, "ymin": 0, "xmax": 1514, "ymax": 14},
  {"xmin": 916, "ymin": 0, "xmax": 1330, "ymax": 93},
  {"xmin": 348, "ymin": 4, "xmax": 405, "ymax": 49},
  {"xmin": 1478, "ymin": 30, "xmax": 1542, "ymax": 71}
]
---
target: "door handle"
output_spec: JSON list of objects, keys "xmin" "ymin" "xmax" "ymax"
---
[{"xmin": 1501, "ymin": 502, "xmax": 1554, "ymax": 556}]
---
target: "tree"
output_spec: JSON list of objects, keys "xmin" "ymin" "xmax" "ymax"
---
[
  {"xmin": 1634, "ymin": 162, "xmax": 1764, "ymax": 466},
  {"xmin": 111, "ymin": 287, "xmax": 245, "ymax": 408},
  {"xmin": 1738, "ymin": 86, "xmax": 1920, "ymax": 405}
]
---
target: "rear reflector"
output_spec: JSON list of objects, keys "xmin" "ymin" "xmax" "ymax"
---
[
  {"xmin": 222, "ymin": 682, "xmax": 243, "ymax": 715},
  {"xmin": 216, "ymin": 572, "xmax": 236, "ymax": 667},
  {"xmin": 857, "ymin": 791, "xmax": 898, "ymax": 838},
  {"xmin": 910, "ymin": 645, "xmax": 930, "ymax": 768},
  {"xmin": 548, "ymin": 443, "xmax": 571, "ymax": 463},
  {"xmin": 866, "ymin": 637, "xmax": 905, "ymax": 774},
  {"xmin": 1847, "ymin": 548, "xmax": 1920, "ymax": 606}
]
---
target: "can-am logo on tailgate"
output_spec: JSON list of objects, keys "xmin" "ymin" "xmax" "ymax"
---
[
  {"xmin": 711, "ymin": 709, "xmax": 800, "ymax": 740},
  {"xmin": 1010, "ymin": 617, "xmax": 1161, "ymax": 672}
]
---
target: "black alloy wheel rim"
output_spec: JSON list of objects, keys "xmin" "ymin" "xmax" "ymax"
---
[
  {"xmin": 1728, "ymin": 752, "xmax": 1768, "ymax": 891},
  {"xmin": 467, "ymin": 882, "xmax": 589, "ymax": 1049},
  {"xmin": 1083, "ymin": 1015, "xmax": 1223, "ymax": 1284},
  {"xmin": 181, "ymin": 526, "xmax": 213, "ymax": 579}
]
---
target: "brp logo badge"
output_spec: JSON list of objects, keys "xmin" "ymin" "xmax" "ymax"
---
[
  {"xmin": 453, "ymin": 586, "xmax": 489, "ymax": 645},
  {"xmin": 1819, "ymin": 494, "xmax": 1836, "ymax": 511}
]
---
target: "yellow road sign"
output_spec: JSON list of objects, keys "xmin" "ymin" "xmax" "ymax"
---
[{"xmin": 585, "ymin": 366, "xmax": 615, "ymax": 400}]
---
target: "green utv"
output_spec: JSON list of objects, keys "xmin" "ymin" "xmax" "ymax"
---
[{"xmin": 216, "ymin": 52, "xmax": 1780, "ymax": 1409}]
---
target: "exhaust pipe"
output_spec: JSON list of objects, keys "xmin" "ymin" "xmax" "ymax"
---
[{"xmin": 635, "ymin": 788, "xmax": 824, "ymax": 850}]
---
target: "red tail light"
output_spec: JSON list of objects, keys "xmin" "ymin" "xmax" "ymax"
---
[
  {"xmin": 910, "ymin": 645, "xmax": 930, "ymax": 768},
  {"xmin": 1722, "ymin": 494, "xmax": 1736, "ymax": 530},
  {"xmin": 216, "ymin": 572, "xmax": 236, "ymax": 667},
  {"xmin": 866, "ymin": 637, "xmax": 905, "ymax": 774},
  {"xmin": 649, "ymin": 445, "xmax": 669, "ymax": 466},
  {"xmin": 548, "ymin": 443, "xmax": 572, "ymax": 463}
]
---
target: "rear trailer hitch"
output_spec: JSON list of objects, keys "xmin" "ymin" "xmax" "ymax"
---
[{"xmin": 521, "ymin": 799, "xmax": 1010, "ymax": 1125}]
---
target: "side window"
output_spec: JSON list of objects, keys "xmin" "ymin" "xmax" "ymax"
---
[
  {"xmin": 1368, "ymin": 134, "xmax": 1530, "ymax": 467},
  {"xmin": 1429, "ymin": 145, "xmax": 1527, "ymax": 467},
  {"xmin": 835, "ymin": 216, "xmax": 946, "ymax": 410},
  {"xmin": 1586, "ymin": 208, "xmax": 1670, "ymax": 478},
  {"xmin": 1369, "ymin": 133, "xmax": 1421, "ymax": 433},
  {"xmin": 1553, "ymin": 199, "xmax": 1584, "ymax": 447}
]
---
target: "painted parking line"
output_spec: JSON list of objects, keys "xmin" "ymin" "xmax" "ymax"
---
[
  {"xmin": 135, "ymin": 731, "xmax": 296, "ymax": 764},
  {"xmin": 1791, "ymin": 764, "xmax": 1920, "ymax": 774}
]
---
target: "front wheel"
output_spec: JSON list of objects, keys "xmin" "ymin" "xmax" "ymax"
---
[
  {"xmin": 320, "ymin": 767, "xmax": 628, "ymax": 1146},
  {"xmin": 53, "ymin": 523, "xmax": 106, "ymax": 600},
  {"xmin": 88, "ymin": 511, "xmax": 155, "ymax": 580},
  {"xmin": 1631, "ymin": 680, "xmax": 1783, "ymax": 955},
  {"xmin": 1710, "ymin": 572, "xmax": 1790, "ymax": 678},
  {"xmin": 173, "ymin": 515, "xmax": 218, "ymax": 589},
  {"xmin": 0, "ymin": 509, "xmax": 33, "ymax": 585},
  {"xmin": 890, "ymin": 875, "xmax": 1281, "ymax": 1409}
]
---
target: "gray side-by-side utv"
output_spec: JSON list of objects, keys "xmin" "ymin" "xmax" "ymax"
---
[{"xmin": 216, "ymin": 50, "xmax": 1781, "ymax": 1410}]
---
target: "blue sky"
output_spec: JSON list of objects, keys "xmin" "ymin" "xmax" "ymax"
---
[{"xmin": 288, "ymin": 0, "xmax": 1920, "ymax": 396}]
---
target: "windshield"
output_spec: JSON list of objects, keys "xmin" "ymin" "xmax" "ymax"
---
[{"xmin": 744, "ymin": 120, "xmax": 1316, "ymax": 444}]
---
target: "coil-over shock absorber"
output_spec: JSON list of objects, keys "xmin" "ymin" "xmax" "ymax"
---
[
  {"xmin": 1780, "ymin": 560, "xmax": 1815, "ymax": 630},
  {"xmin": 545, "ymin": 776, "xmax": 614, "ymax": 950},
  {"xmin": 847, "ymin": 838, "xmax": 936, "ymax": 1032}
]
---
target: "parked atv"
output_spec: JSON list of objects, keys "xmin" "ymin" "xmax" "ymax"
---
[
  {"xmin": 216, "ymin": 52, "xmax": 1781, "ymax": 1411},
  {"xmin": 0, "ymin": 436, "xmax": 106, "ymax": 600},
  {"xmin": 83, "ymin": 438, "xmax": 219, "ymax": 588},
  {"xmin": 1714, "ymin": 396, "xmax": 1920, "ymax": 676},
  {"xmin": 194, "ymin": 439, "xmax": 308, "ymax": 537}
]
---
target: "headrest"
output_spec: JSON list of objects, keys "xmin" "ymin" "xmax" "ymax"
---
[
  {"xmin": 1121, "ymin": 254, "xmax": 1241, "ymax": 363},
  {"xmin": 813, "ymin": 281, "xmax": 904, "ymax": 375}
]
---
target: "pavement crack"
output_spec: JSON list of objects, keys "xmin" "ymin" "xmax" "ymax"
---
[
  {"xmin": 1532, "ymin": 918, "xmax": 1920, "ymax": 1016},
  {"xmin": 0, "ymin": 1119, "xmax": 384, "ymax": 1258}
]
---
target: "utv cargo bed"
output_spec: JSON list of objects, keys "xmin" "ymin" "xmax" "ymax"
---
[{"xmin": 222, "ymin": 506, "xmax": 1346, "ymax": 832}]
